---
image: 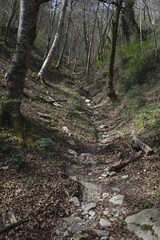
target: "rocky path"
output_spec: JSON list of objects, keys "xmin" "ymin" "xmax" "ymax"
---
[{"xmin": 55, "ymin": 98, "xmax": 160, "ymax": 240}]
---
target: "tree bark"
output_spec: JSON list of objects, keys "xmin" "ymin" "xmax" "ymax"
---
[
  {"xmin": 86, "ymin": 2, "xmax": 99, "ymax": 76},
  {"xmin": 43, "ymin": 0, "xmax": 58, "ymax": 60},
  {"xmin": 107, "ymin": 0, "xmax": 122, "ymax": 104},
  {"xmin": 4, "ymin": 0, "xmax": 19, "ymax": 44},
  {"xmin": 56, "ymin": 0, "xmax": 74, "ymax": 69},
  {"xmin": 1, "ymin": 0, "xmax": 49, "ymax": 128},
  {"xmin": 37, "ymin": 0, "xmax": 68, "ymax": 80}
]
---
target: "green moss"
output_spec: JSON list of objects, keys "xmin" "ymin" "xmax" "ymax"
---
[{"xmin": 141, "ymin": 225, "xmax": 155, "ymax": 235}]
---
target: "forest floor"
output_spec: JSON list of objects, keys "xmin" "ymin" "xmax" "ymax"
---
[{"xmin": 0, "ymin": 58, "xmax": 160, "ymax": 240}]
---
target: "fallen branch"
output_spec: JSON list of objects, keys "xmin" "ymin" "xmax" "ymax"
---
[
  {"xmin": 0, "ymin": 218, "xmax": 30, "ymax": 234},
  {"xmin": 38, "ymin": 112, "xmax": 57, "ymax": 121},
  {"xmin": 109, "ymin": 151, "xmax": 142, "ymax": 172},
  {"xmin": 39, "ymin": 96, "xmax": 67, "ymax": 104},
  {"xmin": 131, "ymin": 134, "xmax": 153, "ymax": 155}
]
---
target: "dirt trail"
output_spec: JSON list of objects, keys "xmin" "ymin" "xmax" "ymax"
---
[{"xmin": 55, "ymin": 97, "xmax": 141, "ymax": 240}]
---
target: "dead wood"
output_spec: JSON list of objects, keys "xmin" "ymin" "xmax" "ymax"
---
[
  {"xmin": 109, "ymin": 151, "xmax": 142, "ymax": 172},
  {"xmin": 39, "ymin": 96, "xmax": 67, "ymax": 104},
  {"xmin": 38, "ymin": 112, "xmax": 57, "ymax": 121},
  {"xmin": 0, "ymin": 218, "xmax": 30, "ymax": 234},
  {"xmin": 131, "ymin": 134, "xmax": 153, "ymax": 155}
]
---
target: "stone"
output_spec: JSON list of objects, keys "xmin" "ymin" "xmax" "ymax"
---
[
  {"xmin": 125, "ymin": 209, "xmax": 160, "ymax": 240},
  {"xmin": 68, "ymin": 149, "xmax": 78, "ymax": 157},
  {"xmin": 101, "ymin": 172, "xmax": 110, "ymax": 178},
  {"xmin": 69, "ymin": 197, "xmax": 80, "ymax": 207},
  {"xmin": 103, "ymin": 208, "xmax": 109, "ymax": 216},
  {"xmin": 93, "ymin": 229, "xmax": 110, "ymax": 238},
  {"xmin": 79, "ymin": 153, "xmax": 92, "ymax": 160},
  {"xmin": 55, "ymin": 229, "xmax": 61, "ymax": 236},
  {"xmin": 104, "ymin": 167, "xmax": 109, "ymax": 172},
  {"xmin": 102, "ymin": 192, "xmax": 109, "ymax": 198},
  {"xmin": 109, "ymin": 171, "xmax": 116, "ymax": 177},
  {"xmin": 2, "ymin": 166, "xmax": 9, "ymax": 170},
  {"xmin": 102, "ymin": 134, "xmax": 109, "ymax": 139},
  {"xmin": 62, "ymin": 126, "xmax": 71, "ymax": 136},
  {"xmin": 68, "ymin": 139, "xmax": 76, "ymax": 146},
  {"xmin": 100, "ymin": 236, "xmax": 109, "ymax": 240},
  {"xmin": 111, "ymin": 187, "xmax": 120, "ymax": 193},
  {"xmin": 85, "ymin": 99, "xmax": 91, "ymax": 103},
  {"xmin": 100, "ymin": 218, "xmax": 111, "ymax": 227},
  {"xmin": 73, "ymin": 233, "xmax": 89, "ymax": 240},
  {"xmin": 109, "ymin": 195, "xmax": 125, "ymax": 205},
  {"xmin": 63, "ymin": 230, "xmax": 69, "ymax": 237},
  {"xmin": 121, "ymin": 175, "xmax": 129, "ymax": 180},
  {"xmin": 101, "ymin": 138, "xmax": 108, "ymax": 144},
  {"xmin": 88, "ymin": 210, "xmax": 96, "ymax": 217},
  {"xmin": 82, "ymin": 202, "xmax": 97, "ymax": 213},
  {"xmin": 99, "ymin": 125, "xmax": 108, "ymax": 129},
  {"xmin": 65, "ymin": 217, "xmax": 85, "ymax": 233},
  {"xmin": 87, "ymin": 103, "xmax": 91, "ymax": 107}
]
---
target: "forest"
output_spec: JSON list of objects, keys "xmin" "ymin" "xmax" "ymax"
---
[{"xmin": 0, "ymin": 0, "xmax": 160, "ymax": 239}]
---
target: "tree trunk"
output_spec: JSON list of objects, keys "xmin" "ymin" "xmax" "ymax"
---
[
  {"xmin": 107, "ymin": 0, "xmax": 122, "ymax": 104},
  {"xmin": 56, "ymin": 0, "xmax": 74, "ymax": 69},
  {"xmin": 1, "ymin": 0, "xmax": 48, "ymax": 128},
  {"xmin": 37, "ymin": 0, "xmax": 68, "ymax": 80},
  {"xmin": 43, "ymin": 0, "xmax": 58, "ymax": 60},
  {"xmin": 4, "ymin": 0, "xmax": 19, "ymax": 44},
  {"xmin": 86, "ymin": 2, "xmax": 99, "ymax": 76}
]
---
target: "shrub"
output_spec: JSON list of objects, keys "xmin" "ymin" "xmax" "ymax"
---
[
  {"xmin": 117, "ymin": 41, "xmax": 155, "ymax": 92},
  {"xmin": 8, "ymin": 155, "xmax": 27, "ymax": 169},
  {"xmin": 118, "ymin": 85, "xmax": 146, "ymax": 120},
  {"xmin": 36, "ymin": 137, "xmax": 54, "ymax": 150}
]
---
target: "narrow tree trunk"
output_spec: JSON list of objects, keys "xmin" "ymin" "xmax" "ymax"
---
[
  {"xmin": 4, "ymin": 0, "xmax": 18, "ymax": 44},
  {"xmin": 144, "ymin": 1, "xmax": 158, "ymax": 58},
  {"xmin": 1, "ymin": 0, "xmax": 48, "ymax": 127},
  {"xmin": 37, "ymin": 0, "xmax": 68, "ymax": 80},
  {"xmin": 43, "ymin": 0, "xmax": 58, "ymax": 60},
  {"xmin": 56, "ymin": 0, "xmax": 74, "ymax": 69},
  {"xmin": 86, "ymin": 2, "xmax": 99, "ymax": 76},
  {"xmin": 107, "ymin": 0, "xmax": 122, "ymax": 104},
  {"xmin": 83, "ymin": 4, "xmax": 89, "ymax": 66}
]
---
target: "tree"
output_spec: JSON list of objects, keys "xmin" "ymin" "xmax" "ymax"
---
[
  {"xmin": 0, "ymin": 0, "xmax": 50, "ymax": 128},
  {"xmin": 107, "ymin": 0, "xmax": 123, "ymax": 103},
  {"xmin": 37, "ymin": 0, "xmax": 68, "ymax": 80},
  {"xmin": 56, "ymin": 0, "xmax": 74, "ymax": 69}
]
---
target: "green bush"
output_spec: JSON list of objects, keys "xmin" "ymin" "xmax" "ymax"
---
[
  {"xmin": 36, "ymin": 137, "xmax": 54, "ymax": 150},
  {"xmin": 118, "ymin": 85, "xmax": 146, "ymax": 120},
  {"xmin": 8, "ymin": 156, "xmax": 26, "ymax": 169},
  {"xmin": 117, "ymin": 41, "xmax": 155, "ymax": 92},
  {"xmin": 0, "ymin": 139, "xmax": 10, "ymax": 152}
]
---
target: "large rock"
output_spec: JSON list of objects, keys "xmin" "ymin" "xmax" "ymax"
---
[
  {"xmin": 109, "ymin": 195, "xmax": 124, "ymax": 205},
  {"xmin": 125, "ymin": 209, "xmax": 160, "ymax": 240}
]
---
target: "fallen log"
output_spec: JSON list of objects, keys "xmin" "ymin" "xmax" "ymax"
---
[
  {"xmin": 109, "ymin": 151, "xmax": 142, "ymax": 172},
  {"xmin": 131, "ymin": 134, "xmax": 153, "ymax": 155},
  {"xmin": 0, "ymin": 218, "xmax": 30, "ymax": 234}
]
